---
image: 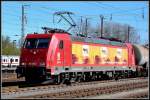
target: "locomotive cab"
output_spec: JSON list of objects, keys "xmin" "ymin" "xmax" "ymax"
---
[
  {"xmin": 16, "ymin": 34, "xmax": 52, "ymax": 81},
  {"xmin": 16, "ymin": 28, "xmax": 71, "ymax": 82}
]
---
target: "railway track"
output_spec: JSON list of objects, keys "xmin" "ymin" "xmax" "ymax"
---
[
  {"xmin": 1, "ymin": 77, "xmax": 148, "ymax": 99},
  {"xmin": 2, "ymin": 73, "xmax": 25, "ymax": 87},
  {"xmin": 87, "ymin": 88, "xmax": 148, "ymax": 99},
  {"xmin": 2, "ymin": 73, "xmax": 25, "ymax": 83},
  {"xmin": 2, "ymin": 77, "xmax": 146, "ymax": 93},
  {"xmin": 2, "ymin": 73, "xmax": 17, "ymax": 80}
]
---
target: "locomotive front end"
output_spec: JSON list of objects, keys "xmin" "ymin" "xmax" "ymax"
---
[{"xmin": 16, "ymin": 34, "xmax": 52, "ymax": 82}]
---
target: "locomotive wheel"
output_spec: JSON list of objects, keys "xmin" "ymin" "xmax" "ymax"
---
[
  {"xmin": 61, "ymin": 78, "xmax": 66, "ymax": 84},
  {"xmin": 86, "ymin": 74, "xmax": 91, "ymax": 82},
  {"xmin": 64, "ymin": 79, "xmax": 71, "ymax": 85},
  {"xmin": 114, "ymin": 73, "xmax": 119, "ymax": 81},
  {"xmin": 54, "ymin": 75, "xmax": 62, "ymax": 85},
  {"xmin": 101, "ymin": 74, "xmax": 109, "ymax": 80},
  {"xmin": 76, "ymin": 76, "xmax": 83, "ymax": 83}
]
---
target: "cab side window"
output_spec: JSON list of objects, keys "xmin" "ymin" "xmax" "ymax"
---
[
  {"xmin": 59, "ymin": 40, "xmax": 63, "ymax": 49},
  {"xmin": 132, "ymin": 48, "xmax": 134, "ymax": 54}
]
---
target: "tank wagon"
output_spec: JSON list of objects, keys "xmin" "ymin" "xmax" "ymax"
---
[
  {"xmin": 16, "ymin": 28, "xmax": 148, "ymax": 83},
  {"xmin": 132, "ymin": 44, "xmax": 149, "ymax": 66}
]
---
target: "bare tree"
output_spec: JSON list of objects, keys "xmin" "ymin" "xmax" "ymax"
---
[
  {"xmin": 71, "ymin": 20, "xmax": 140, "ymax": 44},
  {"xmin": 97, "ymin": 22, "xmax": 140, "ymax": 43}
]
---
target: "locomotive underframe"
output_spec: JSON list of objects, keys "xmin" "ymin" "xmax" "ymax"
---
[
  {"xmin": 16, "ymin": 65, "xmax": 147, "ymax": 84},
  {"xmin": 16, "ymin": 66, "xmax": 47, "ymax": 82}
]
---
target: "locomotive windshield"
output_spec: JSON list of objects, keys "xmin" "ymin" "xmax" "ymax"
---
[{"xmin": 24, "ymin": 38, "xmax": 50, "ymax": 49}]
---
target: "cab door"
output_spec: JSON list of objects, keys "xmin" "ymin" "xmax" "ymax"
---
[
  {"xmin": 58, "ymin": 39, "xmax": 71, "ymax": 68},
  {"xmin": 58, "ymin": 40, "xmax": 64, "ymax": 67}
]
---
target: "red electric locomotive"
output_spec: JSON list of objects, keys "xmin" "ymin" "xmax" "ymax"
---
[{"xmin": 16, "ymin": 27, "xmax": 148, "ymax": 83}]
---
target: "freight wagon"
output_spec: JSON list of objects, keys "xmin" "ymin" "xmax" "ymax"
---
[{"xmin": 1, "ymin": 55, "xmax": 20, "ymax": 73}]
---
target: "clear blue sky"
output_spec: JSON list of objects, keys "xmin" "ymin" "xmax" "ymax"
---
[{"xmin": 2, "ymin": 1, "xmax": 149, "ymax": 44}]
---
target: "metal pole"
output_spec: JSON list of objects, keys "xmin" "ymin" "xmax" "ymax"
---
[
  {"xmin": 79, "ymin": 16, "xmax": 82, "ymax": 35},
  {"xmin": 21, "ymin": 5, "xmax": 24, "ymax": 47},
  {"xmin": 85, "ymin": 18, "xmax": 88, "ymax": 37},
  {"xmin": 84, "ymin": 18, "xmax": 91, "ymax": 37},
  {"xmin": 100, "ymin": 15, "xmax": 104, "ymax": 38},
  {"xmin": 127, "ymin": 26, "xmax": 130, "ymax": 43},
  {"xmin": 20, "ymin": 5, "xmax": 29, "ymax": 47}
]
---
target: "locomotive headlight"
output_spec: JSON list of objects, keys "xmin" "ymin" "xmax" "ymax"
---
[
  {"xmin": 32, "ymin": 62, "xmax": 36, "ymax": 66},
  {"xmin": 21, "ymin": 62, "xmax": 25, "ymax": 66},
  {"xmin": 29, "ymin": 62, "xmax": 36, "ymax": 66},
  {"xmin": 28, "ymin": 62, "xmax": 31, "ymax": 65},
  {"xmin": 40, "ymin": 62, "xmax": 45, "ymax": 66}
]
